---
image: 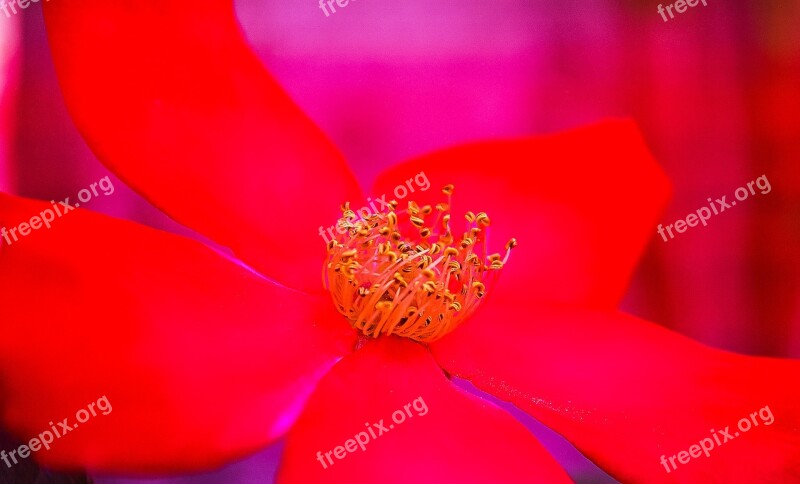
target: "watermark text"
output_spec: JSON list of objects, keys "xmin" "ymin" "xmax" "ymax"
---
[
  {"xmin": 318, "ymin": 171, "xmax": 430, "ymax": 244},
  {"xmin": 657, "ymin": 174, "xmax": 770, "ymax": 242},
  {"xmin": 659, "ymin": 404, "xmax": 774, "ymax": 473},
  {"xmin": 1, "ymin": 396, "xmax": 112, "ymax": 469},
  {"xmin": 316, "ymin": 395, "xmax": 428, "ymax": 469},
  {"xmin": 1, "ymin": 175, "xmax": 115, "ymax": 247}
]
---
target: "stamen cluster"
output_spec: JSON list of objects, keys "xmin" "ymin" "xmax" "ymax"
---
[{"xmin": 323, "ymin": 185, "xmax": 516, "ymax": 342}]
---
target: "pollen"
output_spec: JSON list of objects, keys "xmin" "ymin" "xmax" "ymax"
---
[{"xmin": 322, "ymin": 185, "xmax": 516, "ymax": 343}]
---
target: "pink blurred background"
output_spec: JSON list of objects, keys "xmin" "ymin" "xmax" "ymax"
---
[{"xmin": 1, "ymin": 0, "xmax": 798, "ymax": 482}]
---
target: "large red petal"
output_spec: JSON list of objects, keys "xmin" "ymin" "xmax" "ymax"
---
[
  {"xmin": 431, "ymin": 303, "xmax": 800, "ymax": 482},
  {"xmin": 42, "ymin": 1, "xmax": 362, "ymax": 294},
  {"xmin": 276, "ymin": 337, "xmax": 570, "ymax": 483},
  {"xmin": 0, "ymin": 194, "xmax": 356, "ymax": 473},
  {"xmin": 372, "ymin": 119, "xmax": 671, "ymax": 308}
]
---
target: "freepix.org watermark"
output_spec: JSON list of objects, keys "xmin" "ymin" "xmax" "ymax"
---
[
  {"xmin": 1, "ymin": 396, "xmax": 112, "ymax": 469},
  {"xmin": 315, "ymin": 396, "xmax": 428, "ymax": 470},
  {"xmin": 1, "ymin": 175, "xmax": 115, "ymax": 247},
  {"xmin": 659, "ymin": 404, "xmax": 775, "ymax": 474},
  {"xmin": 318, "ymin": 0, "xmax": 356, "ymax": 18},
  {"xmin": 317, "ymin": 171, "xmax": 431, "ymax": 244},
  {"xmin": 1, "ymin": 0, "xmax": 50, "ymax": 19},
  {"xmin": 657, "ymin": 0, "xmax": 708, "ymax": 23},
  {"xmin": 657, "ymin": 175, "xmax": 771, "ymax": 242}
]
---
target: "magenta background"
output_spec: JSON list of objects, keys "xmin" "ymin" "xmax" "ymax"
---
[{"xmin": 1, "ymin": 0, "xmax": 798, "ymax": 482}]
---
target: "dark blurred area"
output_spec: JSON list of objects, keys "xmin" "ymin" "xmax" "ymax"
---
[{"xmin": 0, "ymin": 429, "xmax": 90, "ymax": 483}]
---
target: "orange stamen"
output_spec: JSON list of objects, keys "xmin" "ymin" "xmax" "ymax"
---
[{"xmin": 323, "ymin": 185, "xmax": 516, "ymax": 343}]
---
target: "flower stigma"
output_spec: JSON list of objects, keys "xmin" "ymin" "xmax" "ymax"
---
[{"xmin": 323, "ymin": 184, "xmax": 516, "ymax": 343}]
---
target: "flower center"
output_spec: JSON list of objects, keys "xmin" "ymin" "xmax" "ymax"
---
[{"xmin": 323, "ymin": 184, "xmax": 516, "ymax": 343}]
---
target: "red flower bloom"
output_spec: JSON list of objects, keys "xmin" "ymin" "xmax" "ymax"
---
[{"xmin": 1, "ymin": 1, "xmax": 798, "ymax": 482}]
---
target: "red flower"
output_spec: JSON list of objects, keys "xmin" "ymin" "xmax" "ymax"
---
[{"xmin": 1, "ymin": 1, "xmax": 798, "ymax": 482}]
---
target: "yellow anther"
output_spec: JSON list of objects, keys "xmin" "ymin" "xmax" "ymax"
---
[
  {"xmin": 419, "ymin": 255, "xmax": 433, "ymax": 268},
  {"xmin": 393, "ymin": 272, "xmax": 408, "ymax": 287}
]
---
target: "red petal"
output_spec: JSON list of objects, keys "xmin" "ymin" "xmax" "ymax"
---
[
  {"xmin": 372, "ymin": 120, "xmax": 671, "ymax": 308},
  {"xmin": 276, "ymin": 337, "xmax": 570, "ymax": 484},
  {"xmin": 431, "ymin": 303, "xmax": 800, "ymax": 482},
  {"xmin": 42, "ymin": 1, "xmax": 362, "ymax": 294},
  {"xmin": 0, "ymin": 194, "xmax": 356, "ymax": 473}
]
